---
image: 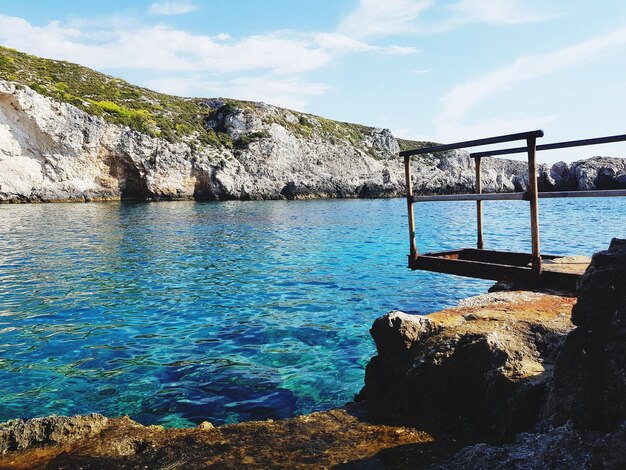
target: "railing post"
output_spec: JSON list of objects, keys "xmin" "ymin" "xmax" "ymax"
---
[
  {"xmin": 527, "ymin": 138, "xmax": 542, "ymax": 275},
  {"xmin": 475, "ymin": 156, "xmax": 484, "ymax": 249},
  {"xmin": 404, "ymin": 155, "xmax": 418, "ymax": 267}
]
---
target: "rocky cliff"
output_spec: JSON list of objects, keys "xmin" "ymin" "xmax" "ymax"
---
[
  {"xmin": 357, "ymin": 291, "xmax": 576, "ymax": 442},
  {"xmin": 1, "ymin": 46, "xmax": 625, "ymax": 203},
  {"xmin": 359, "ymin": 239, "xmax": 626, "ymax": 469}
]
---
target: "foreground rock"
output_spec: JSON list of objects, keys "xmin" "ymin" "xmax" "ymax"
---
[
  {"xmin": 432, "ymin": 423, "xmax": 626, "ymax": 470},
  {"xmin": 358, "ymin": 291, "xmax": 575, "ymax": 441},
  {"xmin": 429, "ymin": 239, "xmax": 626, "ymax": 469},
  {"xmin": 0, "ymin": 415, "xmax": 108, "ymax": 455},
  {"xmin": 0, "ymin": 407, "xmax": 439, "ymax": 469},
  {"xmin": 545, "ymin": 238, "xmax": 626, "ymax": 430}
]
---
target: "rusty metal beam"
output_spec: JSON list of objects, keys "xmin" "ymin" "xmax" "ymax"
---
[
  {"xmin": 412, "ymin": 189, "xmax": 626, "ymax": 203},
  {"xmin": 410, "ymin": 251, "xmax": 578, "ymax": 291},
  {"xmin": 404, "ymin": 155, "xmax": 418, "ymax": 265},
  {"xmin": 475, "ymin": 156, "xmax": 484, "ymax": 249},
  {"xmin": 469, "ymin": 133, "xmax": 626, "ymax": 158},
  {"xmin": 527, "ymin": 137, "xmax": 542, "ymax": 276},
  {"xmin": 538, "ymin": 189, "xmax": 626, "ymax": 198},
  {"xmin": 413, "ymin": 192, "xmax": 526, "ymax": 202},
  {"xmin": 399, "ymin": 129, "xmax": 544, "ymax": 157}
]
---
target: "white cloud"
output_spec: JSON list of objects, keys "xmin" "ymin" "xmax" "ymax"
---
[
  {"xmin": 313, "ymin": 32, "xmax": 416, "ymax": 55},
  {"xmin": 0, "ymin": 12, "xmax": 416, "ymax": 111},
  {"xmin": 0, "ymin": 15, "xmax": 414, "ymax": 75},
  {"xmin": 146, "ymin": 76, "xmax": 329, "ymax": 110},
  {"xmin": 445, "ymin": 0, "xmax": 552, "ymax": 27},
  {"xmin": 148, "ymin": 1, "xmax": 198, "ymax": 16},
  {"xmin": 339, "ymin": 0, "xmax": 553, "ymax": 38},
  {"xmin": 438, "ymin": 25, "xmax": 626, "ymax": 127},
  {"xmin": 339, "ymin": 0, "xmax": 433, "ymax": 39}
]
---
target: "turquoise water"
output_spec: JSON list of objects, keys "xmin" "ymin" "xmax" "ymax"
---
[{"xmin": 0, "ymin": 198, "xmax": 624, "ymax": 427}]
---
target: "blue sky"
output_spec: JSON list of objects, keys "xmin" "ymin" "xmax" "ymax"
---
[{"xmin": 1, "ymin": 0, "xmax": 626, "ymax": 162}]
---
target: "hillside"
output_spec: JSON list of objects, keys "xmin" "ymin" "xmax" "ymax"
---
[
  {"xmin": 0, "ymin": 46, "xmax": 625, "ymax": 202},
  {"xmin": 0, "ymin": 46, "xmax": 387, "ymax": 155}
]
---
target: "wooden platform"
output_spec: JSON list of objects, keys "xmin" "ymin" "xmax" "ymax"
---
[{"xmin": 408, "ymin": 249, "xmax": 589, "ymax": 291}]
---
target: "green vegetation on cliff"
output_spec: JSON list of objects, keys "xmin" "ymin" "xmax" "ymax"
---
[
  {"xmin": 0, "ymin": 46, "xmax": 231, "ymax": 145},
  {"xmin": 0, "ymin": 45, "xmax": 427, "ymax": 153},
  {"xmin": 397, "ymin": 138, "xmax": 441, "ymax": 153}
]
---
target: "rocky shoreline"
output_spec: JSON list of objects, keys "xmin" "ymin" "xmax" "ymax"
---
[
  {"xmin": 2, "ymin": 239, "xmax": 625, "ymax": 469},
  {"xmin": 1, "ymin": 77, "xmax": 626, "ymax": 203}
]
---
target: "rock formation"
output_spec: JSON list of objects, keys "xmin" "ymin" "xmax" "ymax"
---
[
  {"xmin": 428, "ymin": 239, "xmax": 626, "ymax": 468},
  {"xmin": 1, "ymin": 47, "xmax": 624, "ymax": 203},
  {"xmin": 0, "ymin": 414, "xmax": 108, "ymax": 455},
  {"xmin": 357, "ymin": 292, "xmax": 575, "ymax": 442},
  {"xmin": 0, "ymin": 77, "xmax": 526, "ymax": 203},
  {"xmin": 545, "ymin": 238, "xmax": 626, "ymax": 431},
  {"xmin": 0, "ymin": 408, "xmax": 438, "ymax": 469}
]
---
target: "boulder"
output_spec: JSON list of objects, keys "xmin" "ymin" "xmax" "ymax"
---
[
  {"xmin": 545, "ymin": 238, "xmax": 626, "ymax": 431},
  {"xmin": 570, "ymin": 157, "xmax": 626, "ymax": 190},
  {"xmin": 358, "ymin": 292, "xmax": 574, "ymax": 441},
  {"xmin": 571, "ymin": 238, "xmax": 626, "ymax": 326}
]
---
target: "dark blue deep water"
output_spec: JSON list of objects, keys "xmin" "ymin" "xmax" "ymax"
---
[{"xmin": 1, "ymin": 198, "xmax": 624, "ymax": 427}]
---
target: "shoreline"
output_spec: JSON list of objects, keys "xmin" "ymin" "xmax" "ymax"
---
[
  {"xmin": 2, "ymin": 242, "xmax": 625, "ymax": 468},
  {"xmin": 0, "ymin": 289, "xmax": 585, "ymax": 469}
]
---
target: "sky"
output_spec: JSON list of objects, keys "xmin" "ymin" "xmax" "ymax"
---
[{"xmin": 1, "ymin": 0, "xmax": 626, "ymax": 162}]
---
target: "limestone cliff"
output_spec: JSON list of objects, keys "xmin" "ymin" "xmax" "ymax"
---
[{"xmin": 0, "ymin": 46, "xmax": 625, "ymax": 203}]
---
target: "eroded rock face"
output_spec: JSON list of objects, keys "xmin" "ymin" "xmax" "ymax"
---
[
  {"xmin": 0, "ymin": 408, "xmax": 437, "ymax": 469},
  {"xmin": 571, "ymin": 157, "xmax": 626, "ymax": 190},
  {"xmin": 3, "ymin": 78, "xmax": 623, "ymax": 202},
  {"xmin": 538, "ymin": 158, "xmax": 626, "ymax": 191},
  {"xmin": 0, "ymin": 80, "xmax": 213, "ymax": 202},
  {"xmin": 0, "ymin": 414, "xmax": 108, "ymax": 455},
  {"xmin": 545, "ymin": 238, "xmax": 626, "ymax": 431},
  {"xmin": 358, "ymin": 292, "xmax": 575, "ymax": 441},
  {"xmin": 432, "ymin": 423, "xmax": 626, "ymax": 470}
]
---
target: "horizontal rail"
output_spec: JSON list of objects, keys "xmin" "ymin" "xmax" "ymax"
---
[
  {"xmin": 413, "ymin": 193, "xmax": 526, "ymax": 202},
  {"xmin": 412, "ymin": 189, "xmax": 626, "ymax": 203},
  {"xmin": 399, "ymin": 129, "xmax": 544, "ymax": 157},
  {"xmin": 537, "ymin": 189, "xmax": 626, "ymax": 198},
  {"xmin": 470, "ymin": 133, "xmax": 626, "ymax": 158}
]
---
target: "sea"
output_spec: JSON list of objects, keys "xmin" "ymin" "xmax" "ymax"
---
[{"xmin": 0, "ymin": 197, "xmax": 624, "ymax": 427}]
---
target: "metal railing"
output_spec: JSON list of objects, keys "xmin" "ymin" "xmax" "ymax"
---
[{"xmin": 402, "ymin": 130, "xmax": 626, "ymax": 277}]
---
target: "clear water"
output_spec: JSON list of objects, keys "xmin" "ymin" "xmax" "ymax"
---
[{"xmin": 0, "ymin": 198, "xmax": 624, "ymax": 427}]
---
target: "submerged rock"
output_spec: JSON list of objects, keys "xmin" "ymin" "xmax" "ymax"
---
[{"xmin": 358, "ymin": 291, "xmax": 575, "ymax": 441}]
